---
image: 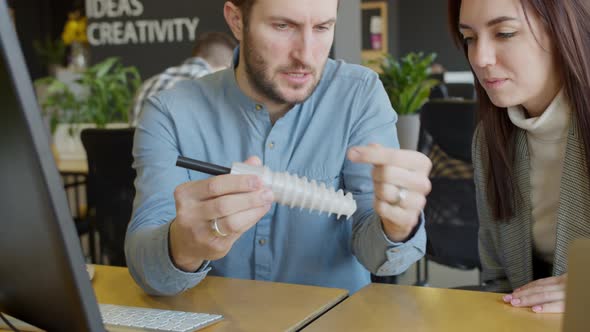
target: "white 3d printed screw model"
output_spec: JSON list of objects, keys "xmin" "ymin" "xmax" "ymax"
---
[{"xmin": 231, "ymin": 162, "xmax": 357, "ymax": 219}]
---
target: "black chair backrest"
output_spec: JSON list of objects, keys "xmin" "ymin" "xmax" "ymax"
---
[
  {"xmin": 81, "ymin": 127, "xmax": 135, "ymax": 266},
  {"xmin": 419, "ymin": 99, "xmax": 480, "ymax": 272},
  {"xmin": 420, "ymin": 99, "xmax": 477, "ymax": 162},
  {"xmin": 445, "ymin": 82, "xmax": 476, "ymax": 100},
  {"xmin": 430, "ymin": 84, "xmax": 448, "ymax": 100}
]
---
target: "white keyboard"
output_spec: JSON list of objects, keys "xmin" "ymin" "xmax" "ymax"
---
[{"xmin": 100, "ymin": 304, "xmax": 223, "ymax": 332}]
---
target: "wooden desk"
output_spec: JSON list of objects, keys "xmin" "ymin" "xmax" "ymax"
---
[
  {"xmin": 56, "ymin": 158, "xmax": 88, "ymax": 174},
  {"xmin": 93, "ymin": 265, "xmax": 348, "ymax": 332},
  {"xmin": 303, "ymin": 283, "xmax": 562, "ymax": 332}
]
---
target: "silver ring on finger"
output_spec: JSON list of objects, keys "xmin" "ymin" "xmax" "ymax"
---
[
  {"xmin": 392, "ymin": 187, "xmax": 408, "ymax": 206},
  {"xmin": 211, "ymin": 218, "xmax": 228, "ymax": 237}
]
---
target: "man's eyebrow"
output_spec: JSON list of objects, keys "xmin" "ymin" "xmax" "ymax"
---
[
  {"xmin": 269, "ymin": 16, "xmax": 299, "ymax": 25},
  {"xmin": 316, "ymin": 19, "xmax": 337, "ymax": 26},
  {"xmin": 268, "ymin": 16, "xmax": 337, "ymax": 26},
  {"xmin": 459, "ymin": 16, "xmax": 518, "ymax": 30}
]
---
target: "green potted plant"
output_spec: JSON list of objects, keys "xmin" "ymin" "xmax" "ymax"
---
[
  {"xmin": 33, "ymin": 36, "xmax": 66, "ymax": 76},
  {"xmin": 377, "ymin": 52, "xmax": 439, "ymax": 150},
  {"xmin": 35, "ymin": 57, "xmax": 141, "ymax": 159}
]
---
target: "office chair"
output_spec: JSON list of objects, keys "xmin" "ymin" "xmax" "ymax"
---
[
  {"xmin": 416, "ymin": 99, "xmax": 481, "ymax": 286},
  {"xmin": 81, "ymin": 127, "xmax": 136, "ymax": 266},
  {"xmin": 430, "ymin": 84, "xmax": 449, "ymax": 100},
  {"xmin": 62, "ymin": 173, "xmax": 96, "ymax": 262},
  {"xmin": 429, "ymin": 73, "xmax": 448, "ymax": 99},
  {"xmin": 445, "ymin": 83, "xmax": 476, "ymax": 100}
]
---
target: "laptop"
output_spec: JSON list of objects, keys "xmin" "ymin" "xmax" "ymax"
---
[
  {"xmin": 563, "ymin": 238, "xmax": 590, "ymax": 332},
  {"xmin": 0, "ymin": 2, "xmax": 220, "ymax": 331}
]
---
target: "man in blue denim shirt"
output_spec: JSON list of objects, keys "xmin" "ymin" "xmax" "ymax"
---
[{"xmin": 125, "ymin": 0, "xmax": 432, "ymax": 295}]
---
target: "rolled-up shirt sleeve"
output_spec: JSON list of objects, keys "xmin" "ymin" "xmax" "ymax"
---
[
  {"xmin": 355, "ymin": 212, "xmax": 426, "ymax": 276},
  {"xmin": 345, "ymin": 71, "xmax": 426, "ymax": 275}
]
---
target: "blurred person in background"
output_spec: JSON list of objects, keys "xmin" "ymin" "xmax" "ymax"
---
[{"xmin": 131, "ymin": 31, "xmax": 237, "ymax": 125}]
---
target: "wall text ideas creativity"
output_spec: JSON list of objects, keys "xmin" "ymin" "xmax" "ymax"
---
[{"xmin": 85, "ymin": 0, "xmax": 200, "ymax": 46}]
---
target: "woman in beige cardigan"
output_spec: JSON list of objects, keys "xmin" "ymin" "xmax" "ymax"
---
[{"xmin": 448, "ymin": 0, "xmax": 590, "ymax": 313}]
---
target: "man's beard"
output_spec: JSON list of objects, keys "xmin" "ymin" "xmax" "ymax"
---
[{"xmin": 242, "ymin": 33, "xmax": 322, "ymax": 106}]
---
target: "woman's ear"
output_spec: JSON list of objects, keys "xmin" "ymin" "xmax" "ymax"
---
[{"xmin": 224, "ymin": 2, "xmax": 244, "ymax": 42}]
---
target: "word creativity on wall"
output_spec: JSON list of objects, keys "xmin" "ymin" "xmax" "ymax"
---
[
  {"xmin": 85, "ymin": 0, "xmax": 231, "ymax": 78},
  {"xmin": 86, "ymin": 0, "xmax": 199, "ymax": 46}
]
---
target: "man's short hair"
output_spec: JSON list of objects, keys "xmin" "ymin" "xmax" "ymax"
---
[
  {"xmin": 228, "ymin": 0, "xmax": 338, "ymax": 28},
  {"xmin": 192, "ymin": 32, "xmax": 238, "ymax": 67}
]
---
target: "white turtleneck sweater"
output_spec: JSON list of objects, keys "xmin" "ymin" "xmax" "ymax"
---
[{"xmin": 507, "ymin": 90, "xmax": 572, "ymax": 263}]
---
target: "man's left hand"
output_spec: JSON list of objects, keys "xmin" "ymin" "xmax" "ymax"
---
[
  {"xmin": 503, "ymin": 274, "xmax": 567, "ymax": 313},
  {"xmin": 348, "ymin": 144, "xmax": 432, "ymax": 242}
]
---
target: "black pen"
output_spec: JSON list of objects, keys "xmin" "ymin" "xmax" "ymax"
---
[{"xmin": 176, "ymin": 156, "xmax": 231, "ymax": 176}]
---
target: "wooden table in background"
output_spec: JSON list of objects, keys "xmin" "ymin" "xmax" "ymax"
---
[
  {"xmin": 303, "ymin": 283, "xmax": 562, "ymax": 332},
  {"xmin": 93, "ymin": 265, "xmax": 348, "ymax": 332},
  {"xmin": 56, "ymin": 158, "xmax": 88, "ymax": 174}
]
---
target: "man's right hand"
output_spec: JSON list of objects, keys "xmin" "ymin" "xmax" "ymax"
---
[{"xmin": 169, "ymin": 156, "xmax": 274, "ymax": 272}]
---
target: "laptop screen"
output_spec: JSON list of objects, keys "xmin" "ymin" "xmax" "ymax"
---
[{"xmin": 0, "ymin": 2, "xmax": 104, "ymax": 331}]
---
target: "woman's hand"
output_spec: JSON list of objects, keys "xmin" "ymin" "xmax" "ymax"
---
[{"xmin": 503, "ymin": 274, "xmax": 567, "ymax": 313}]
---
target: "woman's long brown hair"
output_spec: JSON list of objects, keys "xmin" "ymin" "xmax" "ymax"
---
[{"xmin": 448, "ymin": 0, "xmax": 590, "ymax": 220}]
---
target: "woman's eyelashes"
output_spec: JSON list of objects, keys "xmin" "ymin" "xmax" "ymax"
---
[
  {"xmin": 461, "ymin": 30, "xmax": 518, "ymax": 46},
  {"xmin": 497, "ymin": 31, "xmax": 517, "ymax": 39},
  {"xmin": 462, "ymin": 35, "xmax": 474, "ymax": 45}
]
